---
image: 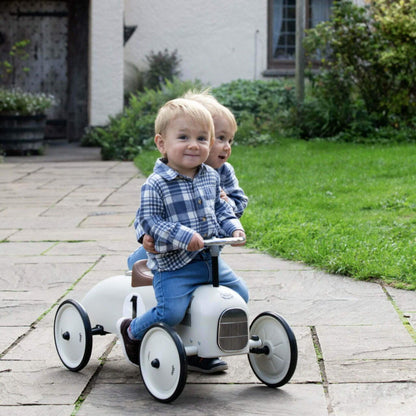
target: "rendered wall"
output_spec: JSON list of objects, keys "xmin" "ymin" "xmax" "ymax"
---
[
  {"xmin": 89, "ymin": 0, "xmax": 124, "ymax": 125},
  {"xmin": 123, "ymin": 0, "xmax": 268, "ymax": 87}
]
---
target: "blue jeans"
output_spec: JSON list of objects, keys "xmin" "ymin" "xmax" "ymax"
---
[
  {"xmin": 129, "ymin": 250, "xmax": 249, "ymax": 340},
  {"xmin": 127, "ymin": 246, "xmax": 147, "ymax": 270}
]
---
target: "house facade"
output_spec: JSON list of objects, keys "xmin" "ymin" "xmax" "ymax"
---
[
  {"xmin": 0, "ymin": 0, "xmax": 365, "ymax": 140},
  {"xmin": 124, "ymin": 0, "xmax": 365, "ymax": 85}
]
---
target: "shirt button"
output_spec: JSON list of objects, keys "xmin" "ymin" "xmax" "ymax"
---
[
  {"xmin": 198, "ymin": 198, "xmax": 202, "ymax": 204},
  {"xmin": 201, "ymin": 217, "xmax": 206, "ymax": 221}
]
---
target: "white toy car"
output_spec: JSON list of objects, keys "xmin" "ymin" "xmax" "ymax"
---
[{"xmin": 54, "ymin": 237, "xmax": 297, "ymax": 403}]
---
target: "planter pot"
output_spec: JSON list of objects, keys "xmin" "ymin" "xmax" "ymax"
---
[{"xmin": 0, "ymin": 114, "xmax": 47, "ymax": 154}]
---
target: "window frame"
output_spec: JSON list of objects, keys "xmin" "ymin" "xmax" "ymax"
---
[{"xmin": 266, "ymin": 0, "xmax": 331, "ymax": 75}]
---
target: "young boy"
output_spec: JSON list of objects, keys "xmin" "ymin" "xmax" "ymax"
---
[
  {"xmin": 117, "ymin": 98, "xmax": 247, "ymax": 372},
  {"xmin": 127, "ymin": 89, "xmax": 248, "ymax": 265}
]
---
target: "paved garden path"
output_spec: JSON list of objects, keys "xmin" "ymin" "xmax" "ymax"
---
[{"xmin": 0, "ymin": 142, "xmax": 415, "ymax": 415}]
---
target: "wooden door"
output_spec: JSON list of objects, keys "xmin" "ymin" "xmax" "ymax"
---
[{"xmin": 0, "ymin": 1, "xmax": 68, "ymax": 138}]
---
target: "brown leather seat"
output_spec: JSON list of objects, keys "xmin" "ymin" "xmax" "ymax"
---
[{"xmin": 131, "ymin": 259, "xmax": 153, "ymax": 287}]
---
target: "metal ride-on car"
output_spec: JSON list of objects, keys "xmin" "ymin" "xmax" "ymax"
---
[{"xmin": 54, "ymin": 237, "xmax": 298, "ymax": 403}]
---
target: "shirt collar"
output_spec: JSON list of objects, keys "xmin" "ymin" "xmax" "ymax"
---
[{"xmin": 154, "ymin": 158, "xmax": 207, "ymax": 181}]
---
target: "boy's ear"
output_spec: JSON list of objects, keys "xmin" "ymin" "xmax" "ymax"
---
[{"xmin": 154, "ymin": 134, "xmax": 166, "ymax": 154}]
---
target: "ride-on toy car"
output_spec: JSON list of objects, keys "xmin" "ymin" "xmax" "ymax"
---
[{"xmin": 54, "ymin": 237, "xmax": 298, "ymax": 403}]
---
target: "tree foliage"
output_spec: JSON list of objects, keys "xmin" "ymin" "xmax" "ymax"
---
[{"xmin": 304, "ymin": 0, "xmax": 416, "ymax": 126}]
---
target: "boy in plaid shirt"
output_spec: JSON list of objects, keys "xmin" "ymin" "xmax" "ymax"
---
[
  {"xmin": 117, "ymin": 98, "xmax": 248, "ymax": 372},
  {"xmin": 127, "ymin": 90, "xmax": 248, "ymax": 267}
]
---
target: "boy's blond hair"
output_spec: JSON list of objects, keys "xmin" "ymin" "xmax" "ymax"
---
[
  {"xmin": 183, "ymin": 89, "xmax": 238, "ymax": 137},
  {"xmin": 155, "ymin": 97, "xmax": 215, "ymax": 147}
]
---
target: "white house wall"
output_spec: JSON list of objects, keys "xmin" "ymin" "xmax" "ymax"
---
[
  {"xmin": 89, "ymin": 0, "xmax": 124, "ymax": 126},
  {"xmin": 87, "ymin": 0, "xmax": 367, "ymax": 125},
  {"xmin": 123, "ymin": 0, "xmax": 268, "ymax": 87}
]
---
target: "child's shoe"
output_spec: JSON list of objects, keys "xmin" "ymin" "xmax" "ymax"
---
[
  {"xmin": 187, "ymin": 356, "xmax": 228, "ymax": 373},
  {"xmin": 116, "ymin": 318, "xmax": 141, "ymax": 367}
]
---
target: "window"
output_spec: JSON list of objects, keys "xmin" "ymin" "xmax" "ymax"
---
[{"xmin": 267, "ymin": 0, "xmax": 333, "ymax": 74}]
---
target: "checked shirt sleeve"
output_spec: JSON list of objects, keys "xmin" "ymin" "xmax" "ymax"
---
[
  {"xmin": 133, "ymin": 208, "xmax": 145, "ymax": 243},
  {"xmin": 138, "ymin": 179, "xmax": 194, "ymax": 253},
  {"xmin": 219, "ymin": 163, "xmax": 248, "ymax": 219},
  {"xmin": 214, "ymin": 181, "xmax": 244, "ymax": 236}
]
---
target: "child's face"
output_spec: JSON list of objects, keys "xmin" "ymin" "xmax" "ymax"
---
[
  {"xmin": 205, "ymin": 115, "xmax": 234, "ymax": 169},
  {"xmin": 155, "ymin": 115, "xmax": 211, "ymax": 178}
]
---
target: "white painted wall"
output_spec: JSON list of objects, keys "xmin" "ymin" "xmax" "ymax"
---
[
  {"xmin": 123, "ymin": 0, "xmax": 268, "ymax": 87},
  {"xmin": 89, "ymin": 0, "xmax": 124, "ymax": 126},
  {"xmin": 87, "ymin": 0, "xmax": 368, "ymax": 125}
]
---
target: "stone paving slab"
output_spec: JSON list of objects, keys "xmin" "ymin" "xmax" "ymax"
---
[
  {"xmin": 7, "ymin": 227, "xmax": 135, "ymax": 242},
  {"xmin": 317, "ymin": 324, "xmax": 416, "ymax": 383},
  {"xmin": 1, "ymin": 151, "xmax": 416, "ymax": 415},
  {"xmin": 0, "ymin": 405, "xmax": 75, "ymax": 416},
  {"xmin": 0, "ymin": 359, "xmax": 93, "ymax": 405},
  {"xmin": 0, "ymin": 298, "xmax": 52, "ymax": 326},
  {"xmin": 0, "ymin": 255, "xmax": 100, "ymax": 265},
  {"xmin": 0, "ymin": 262, "xmax": 90, "ymax": 290},
  {"xmin": 0, "ymin": 206, "xmax": 48, "ymax": 217},
  {"xmin": 389, "ymin": 286, "xmax": 416, "ymax": 319},
  {"xmin": 0, "ymin": 326, "xmax": 28, "ymax": 352},
  {"xmin": 319, "ymin": 325, "xmax": 416, "ymax": 361},
  {"xmin": 328, "ymin": 383, "xmax": 416, "ymax": 416},
  {"xmin": 248, "ymin": 295, "xmax": 400, "ymax": 327},
  {"xmin": 0, "ymin": 215, "xmax": 85, "ymax": 230},
  {"xmin": 0, "ymin": 229, "xmax": 17, "ymax": 240},
  {"xmin": 76, "ymin": 383, "xmax": 328, "ymax": 416},
  {"xmin": 45, "ymin": 240, "xmax": 138, "ymax": 257},
  {"xmin": 0, "ymin": 242, "xmax": 56, "ymax": 256}
]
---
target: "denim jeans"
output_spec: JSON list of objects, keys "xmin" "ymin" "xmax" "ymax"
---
[
  {"xmin": 129, "ymin": 250, "xmax": 249, "ymax": 340},
  {"xmin": 127, "ymin": 246, "xmax": 147, "ymax": 270}
]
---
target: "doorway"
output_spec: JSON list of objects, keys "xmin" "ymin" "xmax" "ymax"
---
[{"xmin": 0, "ymin": 0, "xmax": 89, "ymax": 141}]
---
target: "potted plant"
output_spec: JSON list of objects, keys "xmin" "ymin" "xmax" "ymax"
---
[{"xmin": 0, "ymin": 40, "xmax": 55, "ymax": 154}]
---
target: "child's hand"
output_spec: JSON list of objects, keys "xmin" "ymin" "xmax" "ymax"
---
[
  {"xmin": 220, "ymin": 189, "xmax": 229, "ymax": 202},
  {"xmin": 187, "ymin": 233, "xmax": 204, "ymax": 251},
  {"xmin": 231, "ymin": 230, "xmax": 246, "ymax": 246},
  {"xmin": 143, "ymin": 234, "xmax": 158, "ymax": 254}
]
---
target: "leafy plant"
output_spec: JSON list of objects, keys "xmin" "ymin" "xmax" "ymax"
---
[
  {"xmin": 82, "ymin": 78, "xmax": 203, "ymax": 160},
  {"xmin": 85, "ymin": 78, "xmax": 299, "ymax": 159},
  {"xmin": 304, "ymin": 0, "xmax": 416, "ymax": 128},
  {"xmin": 145, "ymin": 49, "xmax": 181, "ymax": 90},
  {"xmin": 0, "ymin": 39, "xmax": 55, "ymax": 115},
  {"xmin": 0, "ymin": 39, "xmax": 30, "ymax": 85},
  {"xmin": 212, "ymin": 79, "xmax": 296, "ymax": 142}
]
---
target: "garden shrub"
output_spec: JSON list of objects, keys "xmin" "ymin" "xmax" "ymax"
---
[
  {"xmin": 144, "ymin": 49, "xmax": 181, "ymax": 91},
  {"xmin": 82, "ymin": 78, "xmax": 203, "ymax": 160},
  {"xmin": 124, "ymin": 49, "xmax": 182, "ymax": 101},
  {"xmin": 212, "ymin": 79, "xmax": 296, "ymax": 144},
  {"xmin": 294, "ymin": 71, "xmax": 373, "ymax": 139},
  {"xmin": 83, "ymin": 78, "xmax": 297, "ymax": 160},
  {"xmin": 304, "ymin": 0, "xmax": 416, "ymax": 130}
]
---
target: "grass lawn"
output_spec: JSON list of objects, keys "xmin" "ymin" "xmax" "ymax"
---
[{"xmin": 135, "ymin": 139, "xmax": 416, "ymax": 290}]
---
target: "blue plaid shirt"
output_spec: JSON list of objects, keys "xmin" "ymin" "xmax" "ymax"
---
[
  {"xmin": 134, "ymin": 161, "xmax": 248, "ymax": 241},
  {"xmin": 217, "ymin": 162, "xmax": 248, "ymax": 219},
  {"xmin": 138, "ymin": 159, "xmax": 243, "ymax": 271}
]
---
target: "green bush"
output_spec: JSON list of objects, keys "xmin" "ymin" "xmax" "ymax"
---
[
  {"xmin": 293, "ymin": 72, "xmax": 373, "ymax": 139},
  {"xmin": 144, "ymin": 49, "xmax": 181, "ymax": 91},
  {"xmin": 334, "ymin": 125, "xmax": 416, "ymax": 144},
  {"xmin": 124, "ymin": 49, "xmax": 182, "ymax": 100},
  {"xmin": 82, "ymin": 78, "xmax": 203, "ymax": 160},
  {"xmin": 304, "ymin": 0, "xmax": 416, "ymax": 129},
  {"xmin": 84, "ymin": 78, "xmax": 297, "ymax": 160},
  {"xmin": 212, "ymin": 79, "xmax": 296, "ymax": 144}
]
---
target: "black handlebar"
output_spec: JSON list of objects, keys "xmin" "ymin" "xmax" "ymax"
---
[{"xmin": 204, "ymin": 237, "xmax": 245, "ymax": 287}]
